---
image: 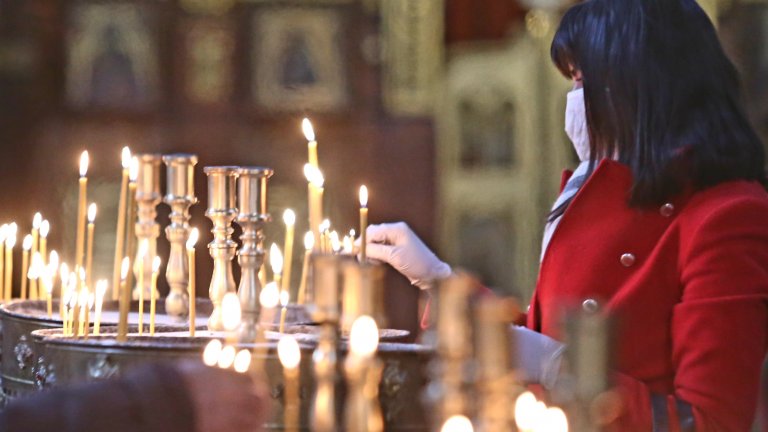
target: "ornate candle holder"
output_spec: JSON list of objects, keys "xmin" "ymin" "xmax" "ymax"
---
[
  {"xmin": 162, "ymin": 154, "xmax": 198, "ymax": 319},
  {"xmin": 234, "ymin": 167, "xmax": 273, "ymax": 342},
  {"xmin": 475, "ymin": 297, "xmax": 519, "ymax": 432},
  {"xmin": 134, "ymin": 154, "xmax": 162, "ymax": 300},
  {"xmin": 204, "ymin": 166, "xmax": 239, "ymax": 331},
  {"xmin": 340, "ymin": 260, "xmax": 386, "ymax": 334}
]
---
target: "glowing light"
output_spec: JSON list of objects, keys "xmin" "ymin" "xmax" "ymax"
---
[
  {"xmin": 359, "ymin": 185, "xmax": 368, "ymax": 208},
  {"xmin": 440, "ymin": 415, "xmax": 474, "ymax": 432},
  {"xmin": 5, "ymin": 231, "xmax": 15, "ymax": 248},
  {"xmin": 259, "ymin": 281, "xmax": 280, "ymax": 308},
  {"xmin": 152, "ymin": 256, "xmax": 161, "ymax": 273},
  {"xmin": 186, "ymin": 228, "xmax": 199, "ymax": 250},
  {"xmin": 330, "ymin": 231, "xmax": 341, "ymax": 253},
  {"xmin": 349, "ymin": 315, "xmax": 379, "ymax": 357},
  {"xmin": 203, "ymin": 339, "xmax": 223, "ymax": 366},
  {"xmin": 129, "ymin": 157, "xmax": 139, "ymax": 182},
  {"xmin": 542, "ymin": 407, "xmax": 569, "ymax": 432},
  {"xmin": 120, "ymin": 257, "xmax": 130, "ymax": 280},
  {"xmin": 234, "ymin": 349, "xmax": 252, "ymax": 373},
  {"xmin": 302, "ymin": 118, "xmax": 316, "ymax": 142},
  {"xmin": 218, "ymin": 345, "xmax": 236, "ymax": 369},
  {"xmin": 280, "ymin": 289, "xmax": 290, "ymax": 307},
  {"xmin": 28, "ymin": 252, "xmax": 43, "ymax": 280},
  {"xmin": 303, "ymin": 164, "xmax": 325, "ymax": 188},
  {"xmin": 121, "ymin": 147, "xmax": 132, "ymax": 169},
  {"xmin": 32, "ymin": 213, "xmax": 42, "ymax": 229},
  {"xmin": 270, "ymin": 243, "xmax": 283, "ymax": 275},
  {"xmin": 79, "ymin": 151, "xmax": 89, "ymax": 177},
  {"xmin": 283, "ymin": 209, "xmax": 296, "ymax": 226},
  {"xmin": 319, "ymin": 219, "xmax": 330, "ymax": 233},
  {"xmin": 22, "ymin": 234, "xmax": 33, "ymax": 251},
  {"xmin": 96, "ymin": 279, "xmax": 108, "ymax": 299},
  {"xmin": 277, "ymin": 335, "xmax": 301, "ymax": 370},
  {"xmin": 87, "ymin": 203, "xmax": 97, "ymax": 223},
  {"xmin": 303, "ymin": 231, "xmax": 314, "ymax": 251},
  {"xmin": 221, "ymin": 292, "xmax": 242, "ymax": 332},
  {"xmin": 40, "ymin": 220, "xmax": 50, "ymax": 238},
  {"xmin": 48, "ymin": 250, "xmax": 59, "ymax": 270},
  {"xmin": 59, "ymin": 262, "xmax": 69, "ymax": 283}
]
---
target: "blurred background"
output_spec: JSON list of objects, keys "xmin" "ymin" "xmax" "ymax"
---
[{"xmin": 0, "ymin": 0, "xmax": 766, "ymax": 333}]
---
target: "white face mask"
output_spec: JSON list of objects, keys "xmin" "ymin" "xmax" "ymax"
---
[{"xmin": 565, "ymin": 88, "xmax": 591, "ymax": 162}]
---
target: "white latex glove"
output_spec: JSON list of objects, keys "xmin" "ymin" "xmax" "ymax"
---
[
  {"xmin": 511, "ymin": 325, "xmax": 566, "ymax": 390},
  {"xmin": 362, "ymin": 222, "xmax": 452, "ymax": 290}
]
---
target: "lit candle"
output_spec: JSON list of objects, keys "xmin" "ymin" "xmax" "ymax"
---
[
  {"xmin": 203, "ymin": 339, "xmax": 223, "ymax": 366},
  {"xmin": 302, "ymin": 118, "xmax": 319, "ymax": 168},
  {"xmin": 330, "ymin": 231, "xmax": 341, "ymax": 255},
  {"xmin": 27, "ymin": 252, "xmax": 42, "ymax": 304},
  {"xmin": 94, "ymin": 279, "xmax": 107, "ymax": 335},
  {"xmin": 278, "ymin": 335, "xmax": 301, "ymax": 432},
  {"xmin": 343, "ymin": 234, "xmax": 353, "ymax": 255},
  {"xmin": 259, "ymin": 281, "xmax": 280, "ymax": 326},
  {"xmin": 304, "ymin": 164, "xmax": 325, "ymax": 251},
  {"xmin": 221, "ymin": 292, "xmax": 242, "ymax": 333},
  {"xmin": 271, "ymin": 243, "xmax": 283, "ymax": 289},
  {"xmin": 123, "ymin": 158, "xmax": 139, "ymax": 301},
  {"xmin": 39, "ymin": 220, "xmax": 49, "ymax": 265},
  {"xmin": 319, "ymin": 219, "xmax": 331, "ymax": 253},
  {"xmin": 117, "ymin": 256, "xmax": 130, "ymax": 342},
  {"xmin": 440, "ymin": 415, "xmax": 474, "ymax": 432},
  {"xmin": 76, "ymin": 151, "xmax": 89, "ymax": 278},
  {"xmin": 282, "ymin": 209, "xmax": 296, "ymax": 297},
  {"xmin": 59, "ymin": 263, "xmax": 69, "ymax": 320},
  {"xmin": 29, "ymin": 214, "xmax": 40, "ymax": 299},
  {"xmin": 542, "ymin": 407, "xmax": 569, "ymax": 432},
  {"xmin": 149, "ymin": 256, "xmax": 160, "ymax": 336},
  {"xmin": 515, "ymin": 391, "xmax": 541, "ymax": 432},
  {"xmin": 186, "ymin": 228, "xmax": 199, "ymax": 337},
  {"xmin": 4, "ymin": 224, "xmax": 16, "ymax": 300},
  {"xmin": 20, "ymin": 234, "xmax": 32, "ymax": 299},
  {"xmin": 234, "ymin": 349, "xmax": 252, "ymax": 373},
  {"xmin": 86, "ymin": 204, "xmax": 97, "ymax": 291},
  {"xmin": 297, "ymin": 232, "xmax": 314, "ymax": 305},
  {"xmin": 279, "ymin": 290, "xmax": 290, "ymax": 334},
  {"xmin": 78, "ymin": 288, "xmax": 87, "ymax": 336},
  {"xmin": 66, "ymin": 287, "xmax": 77, "ymax": 336},
  {"xmin": 359, "ymin": 186, "xmax": 369, "ymax": 262},
  {"xmin": 113, "ymin": 147, "xmax": 132, "ymax": 301},
  {"xmin": 218, "ymin": 345, "xmax": 236, "ymax": 369},
  {"xmin": 0, "ymin": 225, "xmax": 7, "ymax": 300},
  {"xmin": 137, "ymin": 240, "xmax": 148, "ymax": 335}
]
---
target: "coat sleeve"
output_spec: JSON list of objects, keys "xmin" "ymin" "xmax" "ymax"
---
[
  {"xmin": 611, "ymin": 195, "xmax": 768, "ymax": 431},
  {"xmin": 0, "ymin": 363, "xmax": 196, "ymax": 432}
]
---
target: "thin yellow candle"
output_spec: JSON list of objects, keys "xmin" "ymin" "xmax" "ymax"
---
[
  {"xmin": 330, "ymin": 231, "xmax": 341, "ymax": 255},
  {"xmin": 86, "ymin": 204, "xmax": 97, "ymax": 291},
  {"xmin": 278, "ymin": 335, "xmax": 301, "ymax": 432},
  {"xmin": 137, "ymin": 240, "xmax": 148, "ymax": 335},
  {"xmin": 4, "ymin": 224, "xmax": 16, "ymax": 300},
  {"xmin": 66, "ymin": 287, "xmax": 77, "ymax": 336},
  {"xmin": 270, "ymin": 243, "xmax": 283, "ymax": 292},
  {"xmin": 0, "ymin": 225, "xmax": 7, "ymax": 300},
  {"xmin": 149, "ymin": 256, "xmax": 160, "ymax": 336},
  {"xmin": 302, "ymin": 118, "xmax": 319, "ymax": 168},
  {"xmin": 72, "ymin": 268, "xmax": 84, "ymax": 336},
  {"xmin": 39, "ymin": 220, "xmax": 49, "ymax": 266},
  {"xmin": 29, "ymin": 214, "xmax": 40, "ymax": 299},
  {"xmin": 282, "ymin": 209, "xmax": 296, "ymax": 296},
  {"xmin": 319, "ymin": 219, "xmax": 331, "ymax": 254},
  {"xmin": 59, "ymin": 263, "xmax": 69, "ymax": 319},
  {"xmin": 20, "ymin": 234, "xmax": 32, "ymax": 299},
  {"xmin": 359, "ymin": 186, "xmax": 369, "ymax": 262},
  {"xmin": 304, "ymin": 164, "xmax": 325, "ymax": 251},
  {"xmin": 78, "ymin": 289, "xmax": 87, "ymax": 336},
  {"xmin": 117, "ymin": 256, "xmax": 131, "ymax": 342},
  {"xmin": 123, "ymin": 158, "xmax": 139, "ymax": 299},
  {"xmin": 297, "ymin": 232, "xmax": 314, "ymax": 305},
  {"xmin": 76, "ymin": 151, "xmax": 89, "ymax": 275},
  {"xmin": 27, "ymin": 252, "xmax": 42, "ymax": 304},
  {"xmin": 113, "ymin": 147, "xmax": 131, "ymax": 301},
  {"xmin": 94, "ymin": 279, "xmax": 107, "ymax": 335},
  {"xmin": 187, "ymin": 228, "xmax": 199, "ymax": 337}
]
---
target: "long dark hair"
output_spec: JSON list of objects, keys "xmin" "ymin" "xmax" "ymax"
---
[{"xmin": 550, "ymin": 0, "xmax": 766, "ymax": 209}]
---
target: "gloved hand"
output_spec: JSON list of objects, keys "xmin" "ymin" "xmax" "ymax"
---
[
  {"xmin": 362, "ymin": 222, "xmax": 452, "ymax": 290},
  {"xmin": 511, "ymin": 326, "xmax": 566, "ymax": 390}
]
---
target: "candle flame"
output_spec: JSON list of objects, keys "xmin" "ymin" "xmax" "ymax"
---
[
  {"xmin": 23, "ymin": 234, "xmax": 33, "ymax": 251},
  {"xmin": 42, "ymin": 272, "xmax": 54, "ymax": 295},
  {"xmin": 259, "ymin": 281, "xmax": 280, "ymax": 308},
  {"xmin": 96, "ymin": 279, "xmax": 108, "ymax": 299},
  {"xmin": 87, "ymin": 203, "xmax": 97, "ymax": 223},
  {"xmin": 40, "ymin": 220, "xmax": 50, "ymax": 238},
  {"xmin": 234, "ymin": 349, "xmax": 252, "ymax": 373},
  {"xmin": 48, "ymin": 250, "xmax": 59, "ymax": 270},
  {"xmin": 343, "ymin": 236, "xmax": 353, "ymax": 254},
  {"xmin": 203, "ymin": 339, "xmax": 223, "ymax": 367},
  {"xmin": 544, "ymin": 407, "xmax": 569, "ymax": 432},
  {"xmin": 60, "ymin": 262, "xmax": 69, "ymax": 282},
  {"xmin": 79, "ymin": 151, "xmax": 89, "ymax": 177},
  {"xmin": 303, "ymin": 164, "xmax": 325, "ymax": 188},
  {"xmin": 277, "ymin": 335, "xmax": 301, "ymax": 370},
  {"xmin": 283, "ymin": 209, "xmax": 296, "ymax": 226},
  {"xmin": 359, "ymin": 185, "xmax": 368, "ymax": 208},
  {"xmin": 187, "ymin": 228, "xmax": 199, "ymax": 250},
  {"xmin": 301, "ymin": 118, "xmax": 315, "ymax": 142},
  {"xmin": 33, "ymin": 213, "xmax": 42, "ymax": 229},
  {"xmin": 349, "ymin": 229, "xmax": 356, "ymax": 237},
  {"xmin": 121, "ymin": 257, "xmax": 130, "ymax": 280},
  {"xmin": 330, "ymin": 231, "xmax": 341, "ymax": 253},
  {"xmin": 270, "ymin": 243, "xmax": 283, "ymax": 275},
  {"xmin": 319, "ymin": 219, "xmax": 331, "ymax": 233},
  {"xmin": 349, "ymin": 315, "xmax": 379, "ymax": 357},
  {"xmin": 280, "ymin": 289, "xmax": 290, "ymax": 307},
  {"xmin": 28, "ymin": 252, "xmax": 43, "ymax": 279},
  {"xmin": 440, "ymin": 415, "xmax": 474, "ymax": 432},
  {"xmin": 514, "ymin": 392, "xmax": 539, "ymax": 431},
  {"xmin": 121, "ymin": 147, "xmax": 132, "ymax": 169},
  {"xmin": 221, "ymin": 292, "xmax": 242, "ymax": 332},
  {"xmin": 129, "ymin": 157, "xmax": 139, "ymax": 182},
  {"xmin": 303, "ymin": 231, "xmax": 314, "ymax": 251},
  {"xmin": 5, "ymin": 231, "xmax": 15, "ymax": 248},
  {"xmin": 138, "ymin": 239, "xmax": 149, "ymax": 258},
  {"xmin": 152, "ymin": 256, "xmax": 161, "ymax": 273},
  {"xmin": 218, "ymin": 346, "xmax": 236, "ymax": 369}
]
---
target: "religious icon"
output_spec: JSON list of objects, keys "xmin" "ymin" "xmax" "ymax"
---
[
  {"xmin": 66, "ymin": 3, "xmax": 159, "ymax": 110},
  {"xmin": 251, "ymin": 7, "xmax": 348, "ymax": 112},
  {"xmin": 459, "ymin": 95, "xmax": 516, "ymax": 169}
]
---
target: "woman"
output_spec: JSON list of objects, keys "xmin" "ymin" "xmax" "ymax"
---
[{"xmin": 364, "ymin": 0, "xmax": 768, "ymax": 430}]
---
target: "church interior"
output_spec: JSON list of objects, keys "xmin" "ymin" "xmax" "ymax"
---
[{"xmin": 0, "ymin": 0, "xmax": 766, "ymax": 430}]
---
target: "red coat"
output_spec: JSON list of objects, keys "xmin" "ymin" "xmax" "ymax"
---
[{"xmin": 526, "ymin": 159, "xmax": 768, "ymax": 431}]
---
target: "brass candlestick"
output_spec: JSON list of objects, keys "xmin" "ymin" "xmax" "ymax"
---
[
  {"xmin": 204, "ymin": 166, "xmax": 239, "ymax": 331},
  {"xmin": 340, "ymin": 260, "xmax": 386, "ymax": 334},
  {"xmin": 133, "ymin": 154, "xmax": 162, "ymax": 301},
  {"xmin": 163, "ymin": 154, "xmax": 198, "ymax": 319},
  {"xmin": 235, "ymin": 167, "xmax": 273, "ymax": 342}
]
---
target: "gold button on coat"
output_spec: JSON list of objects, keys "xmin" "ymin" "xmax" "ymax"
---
[{"xmin": 620, "ymin": 253, "xmax": 636, "ymax": 267}]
